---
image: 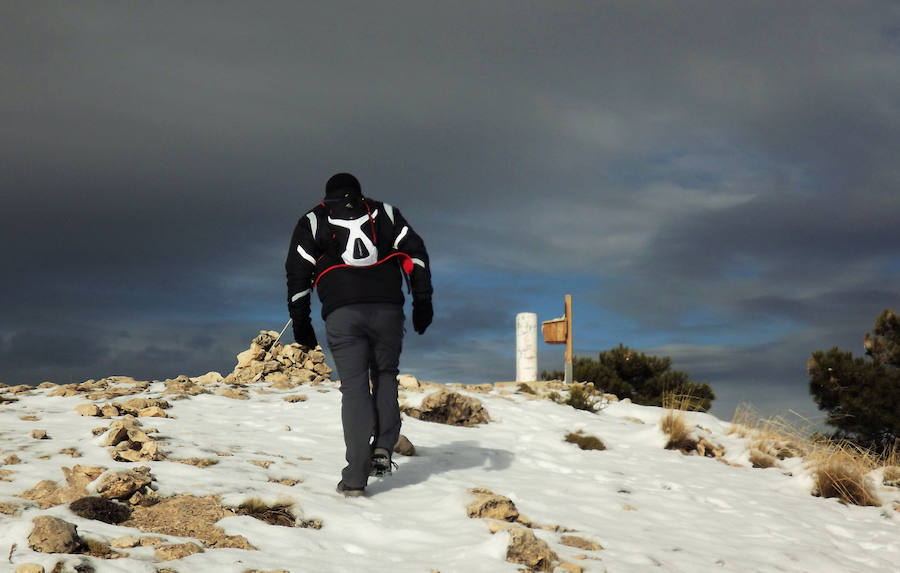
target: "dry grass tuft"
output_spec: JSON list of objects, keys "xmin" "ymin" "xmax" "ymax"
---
[
  {"xmin": 231, "ymin": 497, "xmax": 322, "ymax": 528},
  {"xmin": 660, "ymin": 410, "xmax": 696, "ymax": 452},
  {"xmin": 564, "ymin": 431, "xmax": 606, "ymax": 451},
  {"xmin": 729, "ymin": 403, "xmax": 810, "ymax": 467},
  {"xmin": 807, "ymin": 441, "xmax": 881, "ymax": 507}
]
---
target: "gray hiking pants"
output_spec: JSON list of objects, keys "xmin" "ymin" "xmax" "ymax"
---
[{"xmin": 325, "ymin": 303, "xmax": 405, "ymax": 488}]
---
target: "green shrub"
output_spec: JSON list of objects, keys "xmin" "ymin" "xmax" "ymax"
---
[{"xmin": 543, "ymin": 344, "xmax": 715, "ymax": 412}]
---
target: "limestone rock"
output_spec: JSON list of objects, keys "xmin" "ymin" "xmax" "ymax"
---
[
  {"xmin": 218, "ymin": 387, "xmax": 249, "ymax": 400},
  {"xmin": 560, "ymin": 535, "xmax": 602, "ymax": 551},
  {"xmin": 467, "ymin": 488, "xmax": 519, "ymax": 521},
  {"xmin": 164, "ymin": 376, "xmax": 206, "ymax": 396},
  {"xmin": 505, "ymin": 525, "xmax": 557, "ymax": 571},
  {"xmin": 265, "ymin": 372, "xmax": 292, "ymax": 388},
  {"xmin": 118, "ymin": 398, "xmax": 170, "ymax": 415},
  {"xmin": 95, "ymin": 467, "xmax": 153, "ymax": 500},
  {"xmin": 110, "ymin": 536, "xmax": 139, "ymax": 549},
  {"xmin": 75, "ymin": 404, "xmax": 100, "ymax": 417},
  {"xmin": 192, "ymin": 371, "xmax": 223, "ymax": 385},
  {"xmin": 15, "ymin": 564, "xmax": 45, "ymax": 573},
  {"xmin": 31, "ymin": 429, "xmax": 48, "ymax": 440},
  {"xmin": 100, "ymin": 404, "xmax": 120, "ymax": 418},
  {"xmin": 284, "ymin": 394, "xmax": 308, "ymax": 403},
  {"xmin": 28, "ymin": 515, "xmax": 81, "ymax": 553},
  {"xmin": 394, "ymin": 434, "xmax": 416, "ymax": 456},
  {"xmin": 138, "ymin": 406, "xmax": 168, "ymax": 418},
  {"xmin": 397, "ymin": 374, "xmax": 421, "ymax": 390},
  {"xmin": 156, "ymin": 542, "xmax": 204, "ymax": 560},
  {"xmin": 403, "ymin": 390, "xmax": 490, "ymax": 426}
]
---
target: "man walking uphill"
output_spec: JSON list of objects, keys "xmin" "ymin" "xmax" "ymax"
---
[{"xmin": 285, "ymin": 172, "xmax": 433, "ymax": 497}]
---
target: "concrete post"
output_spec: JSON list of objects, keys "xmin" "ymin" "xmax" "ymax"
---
[{"xmin": 516, "ymin": 312, "xmax": 538, "ymax": 382}]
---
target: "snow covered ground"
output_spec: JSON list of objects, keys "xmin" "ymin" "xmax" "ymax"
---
[{"xmin": 1, "ymin": 378, "xmax": 899, "ymax": 573}]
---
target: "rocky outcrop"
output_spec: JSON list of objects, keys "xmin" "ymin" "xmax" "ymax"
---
[
  {"xmin": 28, "ymin": 516, "xmax": 82, "ymax": 553},
  {"xmin": 224, "ymin": 331, "xmax": 332, "ymax": 388},
  {"xmin": 402, "ymin": 390, "xmax": 490, "ymax": 426},
  {"xmin": 95, "ymin": 467, "xmax": 154, "ymax": 501},
  {"xmin": 20, "ymin": 465, "xmax": 105, "ymax": 509}
]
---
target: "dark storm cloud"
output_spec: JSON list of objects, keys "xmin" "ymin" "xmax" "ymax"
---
[{"xmin": 2, "ymin": 1, "xmax": 899, "ymax": 422}]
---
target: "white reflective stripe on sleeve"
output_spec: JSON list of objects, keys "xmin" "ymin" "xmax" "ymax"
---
[
  {"xmin": 393, "ymin": 225, "xmax": 409, "ymax": 249},
  {"xmin": 290, "ymin": 289, "xmax": 311, "ymax": 302},
  {"xmin": 384, "ymin": 203, "xmax": 394, "ymax": 224},
  {"xmin": 296, "ymin": 245, "xmax": 315, "ymax": 265},
  {"xmin": 306, "ymin": 212, "xmax": 317, "ymax": 239},
  {"xmin": 411, "ymin": 257, "xmax": 426, "ymax": 268}
]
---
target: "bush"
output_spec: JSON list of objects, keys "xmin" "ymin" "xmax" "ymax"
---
[
  {"xmin": 543, "ymin": 344, "xmax": 715, "ymax": 412},
  {"xmin": 565, "ymin": 431, "xmax": 606, "ymax": 451},
  {"xmin": 808, "ymin": 304, "xmax": 900, "ymax": 453}
]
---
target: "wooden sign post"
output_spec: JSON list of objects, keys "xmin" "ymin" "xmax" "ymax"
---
[{"xmin": 541, "ymin": 294, "xmax": 574, "ymax": 384}]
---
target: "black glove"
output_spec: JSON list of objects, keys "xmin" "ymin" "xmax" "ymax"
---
[
  {"xmin": 288, "ymin": 297, "xmax": 318, "ymax": 349},
  {"xmin": 412, "ymin": 295, "xmax": 433, "ymax": 335},
  {"xmin": 292, "ymin": 319, "xmax": 318, "ymax": 349}
]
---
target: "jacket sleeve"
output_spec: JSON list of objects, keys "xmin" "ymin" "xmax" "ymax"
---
[
  {"xmin": 389, "ymin": 207, "xmax": 433, "ymax": 300},
  {"xmin": 285, "ymin": 210, "xmax": 321, "ymax": 321}
]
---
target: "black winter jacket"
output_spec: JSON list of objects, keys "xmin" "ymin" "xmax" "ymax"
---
[{"xmin": 285, "ymin": 192, "xmax": 432, "ymax": 321}]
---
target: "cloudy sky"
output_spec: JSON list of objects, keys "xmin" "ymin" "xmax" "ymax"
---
[{"xmin": 2, "ymin": 1, "xmax": 899, "ymax": 421}]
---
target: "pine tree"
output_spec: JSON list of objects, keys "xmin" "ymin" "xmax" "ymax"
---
[
  {"xmin": 542, "ymin": 344, "xmax": 715, "ymax": 412},
  {"xmin": 808, "ymin": 306, "xmax": 900, "ymax": 452}
]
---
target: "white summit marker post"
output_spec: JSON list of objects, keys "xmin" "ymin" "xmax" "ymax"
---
[{"xmin": 515, "ymin": 312, "xmax": 538, "ymax": 382}]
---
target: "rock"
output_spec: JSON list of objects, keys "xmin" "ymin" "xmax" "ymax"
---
[
  {"xmin": 62, "ymin": 465, "xmax": 105, "ymax": 489},
  {"xmin": 100, "ymin": 404, "xmax": 120, "ymax": 418},
  {"xmin": 559, "ymin": 563, "xmax": 585, "ymax": 573},
  {"xmin": 138, "ymin": 406, "xmax": 168, "ymax": 418},
  {"xmin": 105, "ymin": 426, "xmax": 130, "ymax": 447},
  {"xmin": 284, "ymin": 394, "xmax": 307, "ymax": 403},
  {"xmin": 163, "ymin": 376, "xmax": 206, "ymax": 396},
  {"xmin": 397, "ymin": 374, "xmax": 421, "ymax": 390},
  {"xmin": 560, "ymin": 535, "xmax": 602, "ymax": 551},
  {"xmin": 155, "ymin": 542, "xmax": 204, "ymax": 561},
  {"xmin": 308, "ymin": 349, "xmax": 327, "ymax": 363},
  {"xmin": 28, "ymin": 515, "xmax": 81, "ymax": 553},
  {"xmin": 21, "ymin": 466, "xmax": 103, "ymax": 508},
  {"xmin": 95, "ymin": 467, "xmax": 152, "ymax": 500},
  {"xmin": 15, "ymin": 564, "xmax": 45, "ymax": 573},
  {"xmin": 236, "ymin": 345, "xmax": 264, "ymax": 369},
  {"xmin": 218, "ymin": 387, "xmax": 249, "ymax": 400},
  {"xmin": 394, "ymin": 434, "xmax": 416, "ymax": 456},
  {"xmin": 192, "ymin": 371, "xmax": 223, "ymax": 385},
  {"xmin": 75, "ymin": 404, "xmax": 100, "ymax": 417},
  {"xmin": 289, "ymin": 369, "xmax": 317, "ymax": 384},
  {"xmin": 70, "ymin": 496, "xmax": 132, "ymax": 524},
  {"xmin": 467, "ymin": 489, "xmax": 519, "ymax": 521},
  {"xmin": 505, "ymin": 525, "xmax": 557, "ymax": 571},
  {"xmin": 110, "ymin": 536, "xmax": 139, "ymax": 549},
  {"xmin": 313, "ymin": 362, "xmax": 332, "ymax": 376},
  {"xmin": 31, "ymin": 429, "xmax": 48, "ymax": 440},
  {"xmin": 117, "ymin": 398, "xmax": 169, "ymax": 415},
  {"xmin": 265, "ymin": 372, "xmax": 292, "ymax": 388},
  {"xmin": 403, "ymin": 390, "xmax": 490, "ymax": 426}
]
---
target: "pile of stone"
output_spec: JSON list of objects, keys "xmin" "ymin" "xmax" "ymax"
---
[{"xmin": 223, "ymin": 330, "xmax": 332, "ymax": 389}]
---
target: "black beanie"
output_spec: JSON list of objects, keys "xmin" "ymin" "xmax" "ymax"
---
[{"xmin": 325, "ymin": 172, "xmax": 361, "ymax": 195}]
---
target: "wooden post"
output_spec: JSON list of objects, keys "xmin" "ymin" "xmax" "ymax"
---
[{"xmin": 564, "ymin": 294, "xmax": 573, "ymax": 384}]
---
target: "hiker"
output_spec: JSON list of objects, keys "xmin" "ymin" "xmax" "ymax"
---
[{"xmin": 285, "ymin": 172, "xmax": 433, "ymax": 497}]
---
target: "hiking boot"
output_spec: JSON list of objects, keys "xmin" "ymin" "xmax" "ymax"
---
[
  {"xmin": 370, "ymin": 447, "xmax": 397, "ymax": 477},
  {"xmin": 336, "ymin": 480, "xmax": 365, "ymax": 497}
]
